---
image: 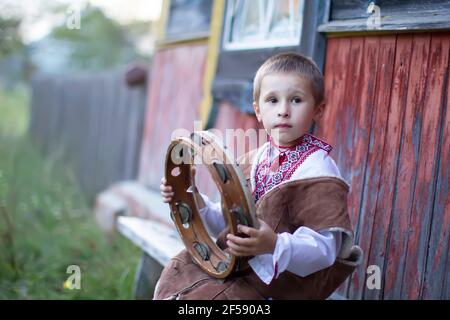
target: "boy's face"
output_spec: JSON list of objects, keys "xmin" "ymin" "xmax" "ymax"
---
[{"xmin": 253, "ymin": 73, "xmax": 324, "ymax": 147}]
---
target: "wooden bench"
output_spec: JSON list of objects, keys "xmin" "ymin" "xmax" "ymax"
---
[{"xmin": 117, "ymin": 216, "xmax": 184, "ymax": 299}]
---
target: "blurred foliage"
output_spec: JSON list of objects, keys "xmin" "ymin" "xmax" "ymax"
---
[
  {"xmin": 0, "ymin": 86, "xmax": 29, "ymax": 136},
  {"xmin": 0, "ymin": 86, "xmax": 141, "ymax": 299},
  {"xmin": 49, "ymin": 5, "xmax": 148, "ymax": 70},
  {"xmin": 0, "ymin": 14, "xmax": 24, "ymax": 59}
]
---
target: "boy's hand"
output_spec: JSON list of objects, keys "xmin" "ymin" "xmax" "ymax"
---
[
  {"xmin": 226, "ymin": 219, "xmax": 277, "ymax": 257},
  {"xmin": 160, "ymin": 166, "xmax": 197, "ymax": 204},
  {"xmin": 160, "ymin": 177, "xmax": 174, "ymax": 203}
]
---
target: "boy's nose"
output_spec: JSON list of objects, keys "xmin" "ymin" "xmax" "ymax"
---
[{"xmin": 277, "ymin": 102, "xmax": 290, "ymax": 117}]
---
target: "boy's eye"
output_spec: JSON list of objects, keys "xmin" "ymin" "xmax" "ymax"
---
[
  {"xmin": 266, "ymin": 97, "xmax": 278, "ymax": 103},
  {"xmin": 292, "ymin": 97, "xmax": 302, "ymax": 103}
]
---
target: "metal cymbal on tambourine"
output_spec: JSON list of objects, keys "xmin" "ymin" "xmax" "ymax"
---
[{"xmin": 164, "ymin": 131, "xmax": 258, "ymax": 279}]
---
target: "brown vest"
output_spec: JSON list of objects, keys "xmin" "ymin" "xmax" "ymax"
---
[{"xmin": 154, "ymin": 150, "xmax": 363, "ymax": 300}]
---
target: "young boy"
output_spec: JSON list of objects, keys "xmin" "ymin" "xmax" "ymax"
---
[{"xmin": 156, "ymin": 52, "xmax": 362, "ymax": 300}]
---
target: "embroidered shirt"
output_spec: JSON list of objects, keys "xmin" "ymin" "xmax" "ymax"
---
[
  {"xmin": 252, "ymin": 133, "xmax": 333, "ymax": 203},
  {"xmin": 199, "ymin": 134, "xmax": 350, "ymax": 285}
]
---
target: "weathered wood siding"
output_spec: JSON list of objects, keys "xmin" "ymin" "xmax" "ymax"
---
[
  {"xmin": 138, "ymin": 44, "xmax": 208, "ymax": 190},
  {"xmin": 29, "ymin": 69, "xmax": 147, "ymax": 201},
  {"xmin": 316, "ymin": 33, "xmax": 450, "ymax": 299}
]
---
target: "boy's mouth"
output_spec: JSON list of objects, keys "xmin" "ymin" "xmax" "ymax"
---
[{"xmin": 274, "ymin": 123, "xmax": 292, "ymax": 128}]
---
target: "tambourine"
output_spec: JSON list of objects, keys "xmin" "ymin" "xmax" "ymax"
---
[{"xmin": 165, "ymin": 131, "xmax": 259, "ymax": 278}]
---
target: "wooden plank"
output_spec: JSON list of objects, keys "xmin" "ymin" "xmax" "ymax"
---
[
  {"xmin": 336, "ymin": 37, "xmax": 365, "ymax": 186},
  {"xmin": 350, "ymin": 35, "xmax": 396, "ymax": 300},
  {"xmin": 322, "ymin": 1, "xmax": 450, "ymax": 36},
  {"xmin": 79, "ymin": 75, "xmax": 92, "ymax": 193},
  {"xmin": 105, "ymin": 72, "xmax": 120, "ymax": 188},
  {"xmin": 83, "ymin": 74, "xmax": 97, "ymax": 197},
  {"xmin": 318, "ymin": 37, "xmax": 340, "ymax": 145},
  {"xmin": 316, "ymin": 36, "xmax": 353, "ymax": 298},
  {"xmin": 346, "ymin": 36, "xmax": 381, "ymax": 299},
  {"xmin": 422, "ymin": 34, "xmax": 450, "ymax": 299},
  {"xmin": 90, "ymin": 73, "xmax": 107, "ymax": 195},
  {"xmin": 150, "ymin": 48, "xmax": 182, "ymax": 189},
  {"xmin": 361, "ymin": 35, "xmax": 413, "ymax": 300},
  {"xmin": 318, "ymin": 10, "xmax": 450, "ymax": 34},
  {"xmin": 124, "ymin": 85, "xmax": 147, "ymax": 179},
  {"xmin": 116, "ymin": 71, "xmax": 130, "ymax": 182},
  {"xmin": 133, "ymin": 86, "xmax": 148, "ymax": 178},
  {"xmin": 319, "ymin": 36, "xmax": 371, "ymax": 298},
  {"xmin": 141, "ymin": 48, "xmax": 174, "ymax": 188},
  {"xmin": 332, "ymin": 36, "xmax": 365, "ymax": 298},
  {"xmin": 383, "ymin": 34, "xmax": 432, "ymax": 300},
  {"xmin": 357, "ymin": 34, "xmax": 399, "ymax": 300},
  {"xmin": 329, "ymin": 0, "xmax": 450, "ymax": 20},
  {"xmin": 138, "ymin": 51, "xmax": 166, "ymax": 183},
  {"xmin": 117, "ymin": 216, "xmax": 184, "ymax": 266},
  {"xmin": 401, "ymin": 33, "xmax": 450, "ymax": 299}
]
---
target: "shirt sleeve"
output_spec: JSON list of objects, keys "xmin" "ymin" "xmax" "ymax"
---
[
  {"xmin": 248, "ymin": 227, "xmax": 342, "ymax": 285},
  {"xmin": 197, "ymin": 193, "xmax": 226, "ymax": 237}
]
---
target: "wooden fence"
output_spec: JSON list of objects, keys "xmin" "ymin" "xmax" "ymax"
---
[{"xmin": 29, "ymin": 69, "xmax": 148, "ymax": 201}]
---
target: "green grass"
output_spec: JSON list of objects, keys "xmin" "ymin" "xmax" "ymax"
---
[
  {"xmin": 0, "ymin": 86, "xmax": 29, "ymax": 137},
  {"xmin": 0, "ymin": 85, "xmax": 140, "ymax": 299}
]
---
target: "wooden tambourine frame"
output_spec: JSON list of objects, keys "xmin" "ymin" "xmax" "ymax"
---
[{"xmin": 165, "ymin": 131, "xmax": 259, "ymax": 279}]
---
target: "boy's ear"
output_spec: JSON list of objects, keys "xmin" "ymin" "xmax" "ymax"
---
[
  {"xmin": 253, "ymin": 101, "xmax": 262, "ymax": 123},
  {"xmin": 313, "ymin": 101, "xmax": 325, "ymax": 121}
]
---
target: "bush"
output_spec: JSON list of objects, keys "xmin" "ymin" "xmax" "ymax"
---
[{"xmin": 0, "ymin": 86, "xmax": 140, "ymax": 299}]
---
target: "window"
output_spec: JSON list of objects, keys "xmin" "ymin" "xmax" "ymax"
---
[
  {"xmin": 165, "ymin": 0, "xmax": 212, "ymax": 41},
  {"xmin": 223, "ymin": 0, "xmax": 305, "ymax": 50}
]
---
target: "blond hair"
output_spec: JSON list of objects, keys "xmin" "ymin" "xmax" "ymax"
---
[{"xmin": 253, "ymin": 52, "xmax": 324, "ymax": 106}]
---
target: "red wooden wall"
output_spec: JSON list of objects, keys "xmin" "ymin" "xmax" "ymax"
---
[
  {"xmin": 316, "ymin": 33, "xmax": 450, "ymax": 299},
  {"xmin": 138, "ymin": 44, "xmax": 208, "ymax": 189}
]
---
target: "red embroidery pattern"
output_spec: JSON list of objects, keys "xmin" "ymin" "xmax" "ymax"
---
[{"xmin": 253, "ymin": 134, "xmax": 332, "ymax": 203}]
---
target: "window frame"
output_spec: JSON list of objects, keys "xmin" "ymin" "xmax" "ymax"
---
[{"xmin": 222, "ymin": 0, "xmax": 306, "ymax": 51}]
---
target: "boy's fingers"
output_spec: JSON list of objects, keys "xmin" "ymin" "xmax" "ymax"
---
[
  {"xmin": 161, "ymin": 177, "xmax": 166, "ymax": 184},
  {"xmin": 237, "ymin": 224, "xmax": 258, "ymax": 237},
  {"xmin": 160, "ymin": 184, "xmax": 172, "ymax": 192},
  {"xmin": 227, "ymin": 234, "xmax": 255, "ymax": 246},
  {"xmin": 226, "ymin": 241, "xmax": 251, "ymax": 255}
]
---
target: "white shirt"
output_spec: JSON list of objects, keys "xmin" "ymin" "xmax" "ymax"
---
[{"xmin": 199, "ymin": 142, "xmax": 350, "ymax": 285}]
